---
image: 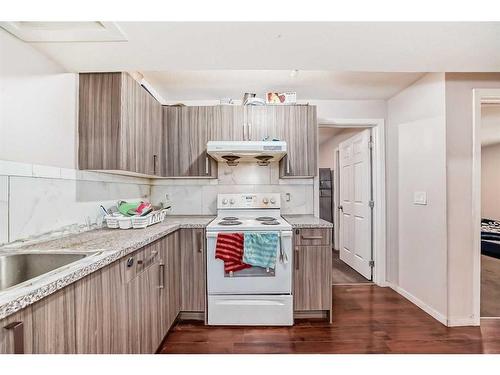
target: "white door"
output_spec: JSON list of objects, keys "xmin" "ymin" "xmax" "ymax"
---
[{"xmin": 339, "ymin": 129, "xmax": 372, "ymax": 279}]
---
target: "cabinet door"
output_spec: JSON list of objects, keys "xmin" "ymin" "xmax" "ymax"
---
[
  {"xmin": 74, "ymin": 260, "xmax": 128, "ymax": 354},
  {"xmin": 31, "ymin": 288, "xmax": 76, "ymax": 353},
  {"xmin": 163, "ymin": 106, "xmax": 217, "ymax": 177},
  {"xmin": 167, "ymin": 231, "xmax": 181, "ymax": 326},
  {"xmin": 245, "ymin": 106, "xmax": 287, "ymax": 141},
  {"xmin": 120, "ymin": 72, "xmax": 141, "ymax": 173},
  {"xmin": 215, "ymin": 105, "xmax": 244, "ymax": 140},
  {"xmin": 180, "ymin": 229, "xmax": 206, "ymax": 312},
  {"xmin": 279, "ymin": 106, "xmax": 317, "ymax": 178},
  {"xmin": 138, "ymin": 89, "xmax": 162, "ymax": 176},
  {"xmin": 0, "ymin": 308, "xmax": 33, "ymax": 354},
  {"xmin": 78, "ymin": 72, "xmax": 122, "ymax": 171},
  {"xmin": 293, "ymin": 245, "xmax": 332, "ymax": 311},
  {"xmin": 126, "ymin": 243, "xmax": 162, "ymax": 354}
]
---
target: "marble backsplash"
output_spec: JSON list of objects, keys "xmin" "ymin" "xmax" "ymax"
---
[
  {"xmin": 0, "ymin": 160, "xmax": 150, "ymax": 244},
  {"xmin": 150, "ymin": 163, "xmax": 316, "ymax": 215},
  {"xmin": 0, "ymin": 160, "xmax": 316, "ymax": 244}
]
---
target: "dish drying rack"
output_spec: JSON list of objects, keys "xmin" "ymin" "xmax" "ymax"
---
[{"xmin": 105, "ymin": 208, "xmax": 169, "ymax": 229}]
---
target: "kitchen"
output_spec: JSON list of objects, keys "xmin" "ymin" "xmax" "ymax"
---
[{"xmin": 2, "ymin": 17, "xmax": 500, "ymax": 360}]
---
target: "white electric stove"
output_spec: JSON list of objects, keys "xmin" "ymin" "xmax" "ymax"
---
[{"xmin": 206, "ymin": 193, "xmax": 293, "ymax": 326}]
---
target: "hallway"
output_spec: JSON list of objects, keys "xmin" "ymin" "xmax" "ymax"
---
[{"xmin": 160, "ymin": 285, "xmax": 500, "ymax": 354}]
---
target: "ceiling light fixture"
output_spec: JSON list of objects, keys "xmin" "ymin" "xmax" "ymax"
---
[{"xmin": 290, "ymin": 69, "xmax": 299, "ymax": 78}]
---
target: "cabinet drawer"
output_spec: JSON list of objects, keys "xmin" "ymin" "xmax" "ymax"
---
[
  {"xmin": 294, "ymin": 228, "xmax": 331, "ymax": 246},
  {"xmin": 122, "ymin": 243, "xmax": 160, "ymax": 283}
]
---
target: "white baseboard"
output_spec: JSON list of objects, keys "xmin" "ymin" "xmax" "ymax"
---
[
  {"xmin": 389, "ymin": 284, "xmax": 448, "ymax": 326},
  {"xmin": 447, "ymin": 317, "xmax": 479, "ymax": 327}
]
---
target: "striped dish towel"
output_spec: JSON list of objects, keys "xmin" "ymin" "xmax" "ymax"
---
[
  {"xmin": 243, "ymin": 232, "xmax": 279, "ymax": 269},
  {"xmin": 215, "ymin": 233, "xmax": 251, "ymax": 273}
]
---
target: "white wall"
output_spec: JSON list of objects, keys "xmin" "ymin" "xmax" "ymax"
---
[
  {"xmin": 0, "ymin": 28, "xmax": 77, "ymax": 169},
  {"xmin": 387, "ymin": 73, "xmax": 448, "ymax": 323},
  {"xmin": 445, "ymin": 73, "xmax": 500, "ymax": 325},
  {"xmin": 481, "ymin": 143, "xmax": 500, "ymax": 221},
  {"xmin": 0, "ymin": 29, "xmax": 150, "ymax": 244}
]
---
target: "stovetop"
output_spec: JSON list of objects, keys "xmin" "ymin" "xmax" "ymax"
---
[
  {"xmin": 207, "ymin": 215, "xmax": 292, "ymax": 231},
  {"xmin": 207, "ymin": 193, "xmax": 292, "ymax": 231}
]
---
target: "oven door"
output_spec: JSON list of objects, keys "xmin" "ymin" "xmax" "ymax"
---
[{"xmin": 206, "ymin": 230, "xmax": 293, "ymax": 294}]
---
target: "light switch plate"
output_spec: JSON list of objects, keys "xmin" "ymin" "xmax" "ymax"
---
[{"xmin": 413, "ymin": 191, "xmax": 427, "ymax": 205}]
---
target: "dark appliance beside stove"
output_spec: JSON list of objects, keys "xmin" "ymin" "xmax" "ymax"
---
[{"xmin": 319, "ymin": 168, "xmax": 333, "ymax": 223}]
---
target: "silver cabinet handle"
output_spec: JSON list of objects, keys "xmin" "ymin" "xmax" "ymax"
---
[
  {"xmin": 286, "ymin": 156, "xmax": 291, "ymax": 174},
  {"xmin": 301, "ymin": 236, "xmax": 324, "ymax": 240},
  {"xmin": 4, "ymin": 321, "xmax": 24, "ymax": 354},
  {"xmin": 248, "ymin": 123, "xmax": 252, "ymax": 140},
  {"xmin": 153, "ymin": 154, "xmax": 157, "ymax": 175},
  {"xmin": 294, "ymin": 247, "xmax": 299, "ymax": 270},
  {"xmin": 159, "ymin": 263, "xmax": 165, "ymax": 289},
  {"xmin": 205, "ymin": 155, "xmax": 209, "ymax": 175}
]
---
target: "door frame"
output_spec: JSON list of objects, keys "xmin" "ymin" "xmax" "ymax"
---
[
  {"xmin": 333, "ymin": 147, "xmax": 340, "ymax": 251},
  {"xmin": 318, "ymin": 118, "xmax": 387, "ymax": 286},
  {"xmin": 472, "ymin": 89, "xmax": 500, "ymax": 324}
]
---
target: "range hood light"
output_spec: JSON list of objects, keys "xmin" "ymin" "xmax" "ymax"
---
[
  {"xmin": 255, "ymin": 155, "xmax": 272, "ymax": 166},
  {"xmin": 222, "ymin": 155, "xmax": 240, "ymax": 166}
]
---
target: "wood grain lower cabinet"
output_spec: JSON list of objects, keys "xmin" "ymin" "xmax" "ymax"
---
[
  {"xmin": 0, "ymin": 308, "xmax": 33, "ymax": 354},
  {"xmin": 293, "ymin": 228, "xmax": 332, "ymax": 319},
  {"xmin": 31, "ymin": 288, "xmax": 76, "ymax": 354},
  {"xmin": 293, "ymin": 245, "xmax": 332, "ymax": 311},
  {"xmin": 179, "ymin": 229, "xmax": 206, "ymax": 312},
  {"xmin": 1, "ymin": 228, "xmax": 204, "ymax": 354},
  {"xmin": 74, "ymin": 261, "xmax": 127, "ymax": 354},
  {"xmin": 166, "ymin": 231, "xmax": 181, "ymax": 326}
]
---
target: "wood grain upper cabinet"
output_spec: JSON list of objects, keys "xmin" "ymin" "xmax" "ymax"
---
[
  {"xmin": 244, "ymin": 106, "xmax": 284, "ymax": 141},
  {"xmin": 78, "ymin": 72, "xmax": 162, "ymax": 176},
  {"xmin": 214, "ymin": 105, "xmax": 244, "ymax": 141},
  {"xmin": 179, "ymin": 229, "xmax": 206, "ymax": 312},
  {"xmin": 278, "ymin": 105, "xmax": 317, "ymax": 178},
  {"xmin": 162, "ymin": 106, "xmax": 218, "ymax": 177}
]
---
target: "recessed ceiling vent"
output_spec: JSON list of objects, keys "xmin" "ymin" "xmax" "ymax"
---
[{"xmin": 0, "ymin": 21, "xmax": 127, "ymax": 42}]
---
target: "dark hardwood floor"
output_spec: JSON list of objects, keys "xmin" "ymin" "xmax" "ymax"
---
[{"xmin": 159, "ymin": 285, "xmax": 500, "ymax": 354}]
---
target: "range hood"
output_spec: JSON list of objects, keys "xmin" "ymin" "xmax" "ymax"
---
[{"xmin": 207, "ymin": 141, "xmax": 287, "ymax": 166}]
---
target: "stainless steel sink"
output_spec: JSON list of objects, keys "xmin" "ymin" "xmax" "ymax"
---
[{"xmin": 0, "ymin": 251, "xmax": 99, "ymax": 292}]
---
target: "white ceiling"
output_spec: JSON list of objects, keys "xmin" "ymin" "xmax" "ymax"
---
[
  {"xmin": 481, "ymin": 104, "xmax": 500, "ymax": 146},
  {"xmin": 13, "ymin": 22, "xmax": 500, "ymax": 72},
  {"xmin": 141, "ymin": 70, "xmax": 424, "ymax": 100}
]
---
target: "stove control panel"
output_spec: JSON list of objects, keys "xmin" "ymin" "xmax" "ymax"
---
[{"xmin": 217, "ymin": 193, "xmax": 281, "ymax": 209}]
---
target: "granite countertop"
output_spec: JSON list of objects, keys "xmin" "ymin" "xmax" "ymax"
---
[
  {"xmin": 283, "ymin": 215, "xmax": 333, "ymax": 228},
  {"xmin": 0, "ymin": 215, "xmax": 215, "ymax": 320}
]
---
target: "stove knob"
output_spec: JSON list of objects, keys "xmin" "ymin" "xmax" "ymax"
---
[
  {"xmin": 262, "ymin": 198, "xmax": 269, "ymax": 204},
  {"xmin": 270, "ymin": 198, "xmax": 276, "ymax": 204},
  {"xmin": 229, "ymin": 199, "xmax": 235, "ymax": 205},
  {"xmin": 222, "ymin": 199, "xmax": 228, "ymax": 205}
]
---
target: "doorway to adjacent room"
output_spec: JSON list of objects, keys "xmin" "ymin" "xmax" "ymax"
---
[{"xmin": 318, "ymin": 119, "xmax": 386, "ymax": 286}]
